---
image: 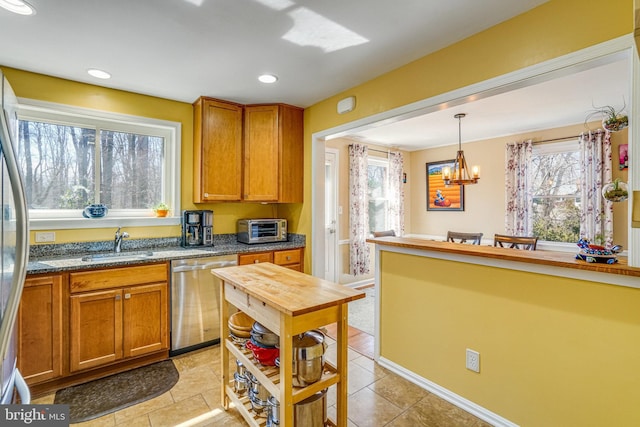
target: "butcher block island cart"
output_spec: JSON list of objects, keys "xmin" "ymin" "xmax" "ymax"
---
[{"xmin": 213, "ymin": 263, "xmax": 365, "ymax": 427}]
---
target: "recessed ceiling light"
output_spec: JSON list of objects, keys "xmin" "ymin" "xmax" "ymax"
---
[
  {"xmin": 258, "ymin": 74, "xmax": 278, "ymax": 84},
  {"xmin": 87, "ymin": 69, "xmax": 111, "ymax": 79},
  {"xmin": 0, "ymin": 0, "xmax": 36, "ymax": 15}
]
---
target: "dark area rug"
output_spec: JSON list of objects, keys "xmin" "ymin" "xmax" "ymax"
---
[{"xmin": 54, "ymin": 360, "xmax": 179, "ymax": 424}]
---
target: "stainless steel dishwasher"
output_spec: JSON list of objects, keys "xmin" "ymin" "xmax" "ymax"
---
[{"xmin": 170, "ymin": 254, "xmax": 237, "ymax": 356}]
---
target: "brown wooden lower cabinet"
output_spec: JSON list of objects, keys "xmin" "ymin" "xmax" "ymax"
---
[
  {"xmin": 238, "ymin": 248, "xmax": 304, "ymax": 271},
  {"xmin": 18, "ymin": 275, "xmax": 63, "ymax": 384},
  {"xmin": 70, "ymin": 288, "xmax": 123, "ymax": 372},
  {"xmin": 19, "ymin": 263, "xmax": 170, "ymax": 395},
  {"xmin": 69, "ymin": 265, "xmax": 169, "ymax": 373},
  {"xmin": 123, "ymin": 283, "xmax": 169, "ymax": 358}
]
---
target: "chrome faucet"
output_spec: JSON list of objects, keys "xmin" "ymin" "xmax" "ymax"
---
[{"xmin": 114, "ymin": 227, "xmax": 129, "ymax": 253}]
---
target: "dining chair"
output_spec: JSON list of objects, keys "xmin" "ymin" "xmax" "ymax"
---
[
  {"xmin": 373, "ymin": 230, "xmax": 396, "ymax": 237},
  {"xmin": 446, "ymin": 231, "xmax": 483, "ymax": 245},
  {"xmin": 493, "ymin": 234, "xmax": 538, "ymax": 250}
]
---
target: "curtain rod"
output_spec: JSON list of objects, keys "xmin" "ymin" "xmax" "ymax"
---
[
  {"xmin": 348, "ymin": 144, "xmax": 396, "ymax": 155},
  {"xmin": 533, "ymin": 129, "xmax": 606, "ymax": 145},
  {"xmin": 532, "ymin": 135, "xmax": 579, "ymax": 145}
]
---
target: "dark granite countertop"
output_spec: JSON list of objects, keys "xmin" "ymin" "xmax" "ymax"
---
[{"xmin": 27, "ymin": 233, "xmax": 305, "ymax": 275}]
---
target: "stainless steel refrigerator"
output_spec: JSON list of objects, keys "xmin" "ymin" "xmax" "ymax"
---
[{"xmin": 0, "ymin": 71, "xmax": 30, "ymax": 404}]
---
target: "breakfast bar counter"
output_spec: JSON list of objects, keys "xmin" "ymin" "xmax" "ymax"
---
[
  {"xmin": 212, "ymin": 263, "xmax": 364, "ymax": 427},
  {"xmin": 367, "ymin": 235, "xmax": 640, "ymax": 288}
]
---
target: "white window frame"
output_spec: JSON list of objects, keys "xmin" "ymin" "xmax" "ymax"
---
[{"xmin": 17, "ymin": 98, "xmax": 181, "ymax": 230}]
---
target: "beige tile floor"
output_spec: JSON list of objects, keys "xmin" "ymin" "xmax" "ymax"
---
[{"xmin": 33, "ymin": 339, "xmax": 491, "ymax": 427}]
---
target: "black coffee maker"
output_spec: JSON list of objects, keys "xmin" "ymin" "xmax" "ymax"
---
[{"xmin": 181, "ymin": 210, "xmax": 213, "ymax": 247}]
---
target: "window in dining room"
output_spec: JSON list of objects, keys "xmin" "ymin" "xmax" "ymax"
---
[
  {"xmin": 367, "ymin": 157, "xmax": 389, "ymax": 234},
  {"xmin": 531, "ymin": 140, "xmax": 580, "ymax": 242}
]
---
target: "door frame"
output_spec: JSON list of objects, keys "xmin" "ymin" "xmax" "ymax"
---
[{"xmin": 324, "ymin": 148, "xmax": 339, "ymax": 282}]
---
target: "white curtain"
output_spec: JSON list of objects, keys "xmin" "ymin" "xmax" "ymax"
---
[
  {"xmin": 387, "ymin": 151, "xmax": 405, "ymax": 236},
  {"xmin": 504, "ymin": 140, "xmax": 533, "ymax": 235},
  {"xmin": 579, "ymin": 130, "xmax": 613, "ymax": 245},
  {"xmin": 349, "ymin": 144, "xmax": 370, "ymax": 275}
]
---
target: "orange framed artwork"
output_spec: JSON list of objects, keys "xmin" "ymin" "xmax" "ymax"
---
[{"xmin": 426, "ymin": 160, "xmax": 464, "ymax": 211}]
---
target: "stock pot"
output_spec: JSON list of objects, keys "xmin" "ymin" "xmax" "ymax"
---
[{"xmin": 292, "ymin": 330, "xmax": 327, "ymax": 386}]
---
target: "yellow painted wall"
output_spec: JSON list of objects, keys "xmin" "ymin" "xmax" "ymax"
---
[
  {"xmin": 301, "ymin": 0, "xmax": 633, "ymax": 271},
  {"xmin": 379, "ymin": 250, "xmax": 640, "ymax": 425}
]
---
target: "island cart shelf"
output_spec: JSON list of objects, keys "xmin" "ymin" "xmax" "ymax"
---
[{"xmin": 213, "ymin": 263, "xmax": 365, "ymax": 427}]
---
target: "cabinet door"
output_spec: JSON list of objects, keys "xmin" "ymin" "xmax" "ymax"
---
[
  {"xmin": 18, "ymin": 275, "xmax": 63, "ymax": 384},
  {"xmin": 243, "ymin": 105, "xmax": 279, "ymax": 201},
  {"xmin": 238, "ymin": 252, "xmax": 273, "ymax": 265},
  {"xmin": 277, "ymin": 104, "xmax": 304, "ymax": 203},
  {"xmin": 194, "ymin": 97, "xmax": 243, "ymax": 202},
  {"xmin": 70, "ymin": 289, "xmax": 123, "ymax": 372},
  {"xmin": 123, "ymin": 283, "xmax": 168, "ymax": 358}
]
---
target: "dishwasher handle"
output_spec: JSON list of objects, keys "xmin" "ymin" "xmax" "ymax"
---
[{"xmin": 172, "ymin": 260, "xmax": 238, "ymax": 273}]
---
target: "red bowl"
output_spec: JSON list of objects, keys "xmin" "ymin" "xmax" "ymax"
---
[{"xmin": 246, "ymin": 340, "xmax": 279, "ymax": 366}]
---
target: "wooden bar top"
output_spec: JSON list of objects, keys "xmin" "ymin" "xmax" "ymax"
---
[
  {"xmin": 212, "ymin": 262, "xmax": 365, "ymax": 316},
  {"xmin": 367, "ymin": 236, "xmax": 640, "ymax": 278}
]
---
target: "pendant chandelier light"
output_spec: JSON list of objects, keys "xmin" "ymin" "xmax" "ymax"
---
[{"xmin": 442, "ymin": 113, "xmax": 480, "ymax": 185}]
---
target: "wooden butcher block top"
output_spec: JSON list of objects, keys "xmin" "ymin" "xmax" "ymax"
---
[{"xmin": 212, "ymin": 262, "xmax": 365, "ymax": 316}]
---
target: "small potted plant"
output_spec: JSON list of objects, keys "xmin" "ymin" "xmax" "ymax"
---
[
  {"xmin": 153, "ymin": 202, "xmax": 170, "ymax": 217},
  {"xmin": 602, "ymin": 178, "xmax": 629, "ymax": 202}
]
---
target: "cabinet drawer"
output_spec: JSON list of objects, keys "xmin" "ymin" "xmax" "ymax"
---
[
  {"xmin": 238, "ymin": 252, "xmax": 273, "ymax": 265},
  {"xmin": 70, "ymin": 264, "xmax": 168, "ymax": 293},
  {"xmin": 224, "ymin": 283, "xmax": 280, "ymax": 335},
  {"xmin": 274, "ymin": 249, "xmax": 301, "ymax": 266}
]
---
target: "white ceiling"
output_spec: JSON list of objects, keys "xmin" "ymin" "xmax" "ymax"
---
[
  {"xmin": 0, "ymin": 0, "xmax": 629, "ymax": 151},
  {"xmin": 0, "ymin": 0, "xmax": 546, "ymax": 107}
]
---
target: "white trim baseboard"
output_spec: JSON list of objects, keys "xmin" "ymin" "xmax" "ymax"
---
[{"xmin": 377, "ymin": 356, "xmax": 519, "ymax": 427}]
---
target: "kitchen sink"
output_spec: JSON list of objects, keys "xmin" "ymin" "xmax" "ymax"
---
[{"xmin": 81, "ymin": 251, "xmax": 154, "ymax": 262}]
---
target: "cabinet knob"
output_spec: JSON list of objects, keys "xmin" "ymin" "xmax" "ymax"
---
[
  {"xmin": 286, "ymin": 256, "xmax": 291, "ymax": 261},
  {"xmin": 124, "ymin": 293, "xmax": 131, "ymax": 299},
  {"xmin": 204, "ymin": 192, "xmax": 209, "ymax": 197},
  {"xmin": 115, "ymin": 295, "xmax": 121, "ymax": 301}
]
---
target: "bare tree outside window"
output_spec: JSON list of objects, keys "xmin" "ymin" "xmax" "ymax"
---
[
  {"xmin": 18, "ymin": 120, "xmax": 96, "ymax": 209},
  {"xmin": 18, "ymin": 119, "xmax": 164, "ymax": 212},
  {"xmin": 531, "ymin": 148, "xmax": 581, "ymax": 242},
  {"xmin": 100, "ymin": 130, "xmax": 163, "ymax": 209}
]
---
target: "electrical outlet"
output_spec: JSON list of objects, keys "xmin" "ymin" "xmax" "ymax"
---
[
  {"xmin": 466, "ymin": 349, "xmax": 480, "ymax": 373},
  {"xmin": 35, "ymin": 231, "xmax": 56, "ymax": 243}
]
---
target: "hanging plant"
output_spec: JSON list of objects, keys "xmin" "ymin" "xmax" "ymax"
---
[
  {"xmin": 601, "ymin": 105, "xmax": 628, "ymax": 132},
  {"xmin": 585, "ymin": 104, "xmax": 628, "ymax": 132},
  {"xmin": 602, "ymin": 178, "xmax": 629, "ymax": 202}
]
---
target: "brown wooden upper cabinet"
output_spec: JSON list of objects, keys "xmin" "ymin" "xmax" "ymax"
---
[
  {"xmin": 193, "ymin": 97, "xmax": 244, "ymax": 202},
  {"xmin": 193, "ymin": 97, "xmax": 303, "ymax": 203},
  {"xmin": 243, "ymin": 104, "xmax": 303, "ymax": 203}
]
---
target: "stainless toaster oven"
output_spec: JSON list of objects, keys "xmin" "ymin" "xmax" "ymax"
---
[{"xmin": 237, "ymin": 219, "xmax": 287, "ymax": 244}]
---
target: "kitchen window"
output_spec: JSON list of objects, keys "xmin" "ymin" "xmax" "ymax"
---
[
  {"xmin": 16, "ymin": 100, "xmax": 181, "ymax": 229},
  {"xmin": 531, "ymin": 140, "xmax": 581, "ymax": 243}
]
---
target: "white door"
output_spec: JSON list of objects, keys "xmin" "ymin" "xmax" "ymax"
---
[{"xmin": 324, "ymin": 149, "xmax": 338, "ymax": 281}]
